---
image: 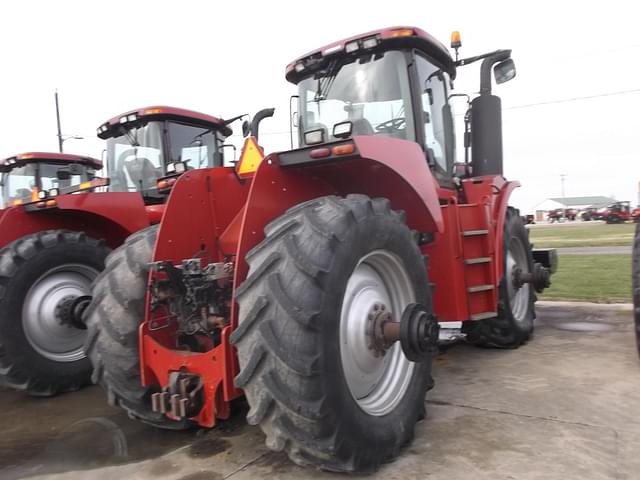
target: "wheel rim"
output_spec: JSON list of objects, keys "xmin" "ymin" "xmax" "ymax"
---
[
  {"xmin": 506, "ymin": 237, "xmax": 530, "ymax": 323},
  {"xmin": 339, "ymin": 250, "xmax": 415, "ymax": 416},
  {"xmin": 22, "ymin": 264, "xmax": 98, "ymax": 363}
]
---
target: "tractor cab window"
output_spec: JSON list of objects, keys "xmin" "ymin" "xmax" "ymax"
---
[
  {"xmin": 106, "ymin": 121, "xmax": 164, "ymax": 199},
  {"xmin": 1, "ymin": 164, "xmax": 37, "ymax": 207},
  {"xmin": 166, "ymin": 122, "xmax": 220, "ymax": 169},
  {"xmin": 415, "ymin": 55, "xmax": 454, "ymax": 176},
  {"xmin": 38, "ymin": 163, "xmax": 91, "ymax": 191},
  {"xmin": 297, "ymin": 50, "xmax": 415, "ymax": 146}
]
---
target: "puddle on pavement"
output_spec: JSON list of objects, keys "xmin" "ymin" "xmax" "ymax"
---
[
  {"xmin": 0, "ymin": 387, "xmax": 250, "ymax": 480},
  {"xmin": 551, "ymin": 321, "xmax": 614, "ymax": 332}
]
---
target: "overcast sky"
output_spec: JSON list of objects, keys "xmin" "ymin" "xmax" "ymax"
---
[{"xmin": 1, "ymin": 0, "xmax": 638, "ymax": 212}]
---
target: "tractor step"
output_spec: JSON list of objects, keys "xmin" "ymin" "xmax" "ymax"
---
[
  {"xmin": 467, "ymin": 284, "xmax": 494, "ymax": 293},
  {"xmin": 470, "ymin": 311, "xmax": 497, "ymax": 321},
  {"xmin": 462, "ymin": 229, "xmax": 489, "ymax": 237},
  {"xmin": 464, "ymin": 257, "xmax": 492, "ymax": 265}
]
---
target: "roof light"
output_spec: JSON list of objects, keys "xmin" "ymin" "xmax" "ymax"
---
[
  {"xmin": 119, "ymin": 116, "xmax": 128, "ymax": 124},
  {"xmin": 127, "ymin": 113, "xmax": 138, "ymax": 122},
  {"xmin": 304, "ymin": 129, "xmax": 324, "ymax": 145},
  {"xmin": 451, "ymin": 31, "xmax": 462, "ymax": 49},
  {"xmin": 362, "ymin": 36, "xmax": 379, "ymax": 49},
  {"xmin": 390, "ymin": 28, "xmax": 414, "ymax": 38},
  {"xmin": 144, "ymin": 108, "xmax": 163, "ymax": 115},
  {"xmin": 17, "ymin": 154, "xmax": 34, "ymax": 160},
  {"xmin": 345, "ymin": 40, "xmax": 360, "ymax": 54},
  {"xmin": 294, "ymin": 62, "xmax": 305, "ymax": 73},
  {"xmin": 324, "ymin": 45, "xmax": 343, "ymax": 55},
  {"xmin": 8, "ymin": 158, "xmax": 16, "ymax": 165}
]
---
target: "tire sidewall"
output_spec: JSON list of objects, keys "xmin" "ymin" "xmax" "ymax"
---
[
  {"xmin": 318, "ymin": 212, "xmax": 430, "ymax": 456},
  {"xmin": 499, "ymin": 211, "xmax": 535, "ymax": 335}
]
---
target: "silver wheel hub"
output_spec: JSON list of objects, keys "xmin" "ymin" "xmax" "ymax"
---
[
  {"xmin": 22, "ymin": 264, "xmax": 98, "ymax": 363},
  {"xmin": 507, "ymin": 237, "xmax": 530, "ymax": 323},
  {"xmin": 339, "ymin": 250, "xmax": 415, "ymax": 416}
]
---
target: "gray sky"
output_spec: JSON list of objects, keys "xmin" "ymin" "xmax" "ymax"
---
[{"xmin": 1, "ymin": 0, "xmax": 638, "ymax": 213}]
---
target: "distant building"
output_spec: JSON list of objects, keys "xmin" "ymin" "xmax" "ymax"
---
[{"xmin": 532, "ymin": 196, "xmax": 616, "ymax": 221}]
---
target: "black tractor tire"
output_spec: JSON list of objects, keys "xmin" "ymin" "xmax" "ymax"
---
[
  {"xmin": 464, "ymin": 207, "xmax": 535, "ymax": 348},
  {"xmin": 232, "ymin": 195, "xmax": 433, "ymax": 473},
  {"xmin": 84, "ymin": 225, "xmax": 191, "ymax": 430},
  {"xmin": 633, "ymin": 222, "xmax": 640, "ymax": 357},
  {"xmin": 0, "ymin": 230, "xmax": 109, "ymax": 396}
]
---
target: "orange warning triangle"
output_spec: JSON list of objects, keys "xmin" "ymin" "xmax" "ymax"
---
[{"xmin": 237, "ymin": 137, "xmax": 264, "ymax": 176}]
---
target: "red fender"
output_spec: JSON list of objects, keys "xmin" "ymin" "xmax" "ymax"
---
[
  {"xmin": 0, "ymin": 192, "xmax": 151, "ymax": 249},
  {"xmin": 492, "ymin": 180, "xmax": 520, "ymax": 282}
]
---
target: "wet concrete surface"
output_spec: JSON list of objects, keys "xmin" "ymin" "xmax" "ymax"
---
[{"xmin": 1, "ymin": 302, "xmax": 638, "ymax": 479}]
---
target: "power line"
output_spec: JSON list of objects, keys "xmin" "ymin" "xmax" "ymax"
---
[{"xmin": 504, "ymin": 88, "xmax": 640, "ymax": 110}]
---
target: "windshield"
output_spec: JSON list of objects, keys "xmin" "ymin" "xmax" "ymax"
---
[
  {"xmin": 0, "ymin": 162, "xmax": 92, "ymax": 209},
  {"xmin": 106, "ymin": 122, "xmax": 164, "ymax": 198},
  {"xmin": 106, "ymin": 121, "xmax": 220, "ymax": 201},
  {"xmin": 297, "ymin": 50, "xmax": 415, "ymax": 147}
]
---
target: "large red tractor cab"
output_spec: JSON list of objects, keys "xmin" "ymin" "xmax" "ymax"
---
[
  {"xmin": 0, "ymin": 106, "xmax": 272, "ymax": 397},
  {"xmin": 86, "ymin": 27, "xmax": 557, "ymax": 472}
]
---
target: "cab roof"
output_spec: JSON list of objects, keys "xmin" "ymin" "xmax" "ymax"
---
[
  {"xmin": 0, "ymin": 152, "xmax": 102, "ymax": 172},
  {"xmin": 285, "ymin": 26, "xmax": 456, "ymax": 84},
  {"xmin": 97, "ymin": 105, "xmax": 232, "ymax": 139}
]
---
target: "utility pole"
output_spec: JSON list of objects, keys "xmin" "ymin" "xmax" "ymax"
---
[
  {"xmin": 560, "ymin": 174, "xmax": 567, "ymax": 199},
  {"xmin": 55, "ymin": 89, "xmax": 63, "ymax": 153}
]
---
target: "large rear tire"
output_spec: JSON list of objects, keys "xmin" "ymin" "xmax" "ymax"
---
[
  {"xmin": 633, "ymin": 222, "xmax": 640, "ymax": 357},
  {"xmin": 464, "ymin": 207, "xmax": 535, "ymax": 348},
  {"xmin": 84, "ymin": 226, "xmax": 190, "ymax": 429},
  {"xmin": 0, "ymin": 230, "xmax": 108, "ymax": 396},
  {"xmin": 232, "ymin": 195, "xmax": 432, "ymax": 473}
]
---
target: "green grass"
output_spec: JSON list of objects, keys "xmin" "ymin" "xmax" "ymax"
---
[
  {"xmin": 540, "ymin": 254, "xmax": 631, "ymax": 303},
  {"xmin": 528, "ymin": 222, "xmax": 635, "ymax": 248}
]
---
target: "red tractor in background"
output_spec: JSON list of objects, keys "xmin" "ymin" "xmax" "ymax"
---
[
  {"xmin": 604, "ymin": 201, "xmax": 631, "ymax": 223},
  {"xmin": 0, "ymin": 106, "xmax": 273, "ymax": 396},
  {"xmin": 86, "ymin": 27, "xmax": 556, "ymax": 472}
]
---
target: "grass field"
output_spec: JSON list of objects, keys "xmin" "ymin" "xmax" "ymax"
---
[
  {"xmin": 539, "ymin": 254, "xmax": 631, "ymax": 303},
  {"xmin": 528, "ymin": 222, "xmax": 635, "ymax": 248}
]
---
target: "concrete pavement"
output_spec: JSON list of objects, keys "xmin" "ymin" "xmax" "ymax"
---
[{"xmin": 1, "ymin": 302, "xmax": 638, "ymax": 480}]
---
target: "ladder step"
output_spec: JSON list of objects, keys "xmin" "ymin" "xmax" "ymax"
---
[
  {"xmin": 464, "ymin": 257, "xmax": 492, "ymax": 265},
  {"xmin": 467, "ymin": 284, "xmax": 494, "ymax": 293},
  {"xmin": 470, "ymin": 311, "xmax": 498, "ymax": 321},
  {"xmin": 462, "ymin": 229, "xmax": 489, "ymax": 237}
]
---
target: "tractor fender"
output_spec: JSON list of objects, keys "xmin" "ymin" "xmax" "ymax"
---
[
  {"xmin": 0, "ymin": 192, "xmax": 150, "ymax": 249},
  {"xmin": 493, "ymin": 180, "xmax": 520, "ymax": 281},
  {"xmin": 232, "ymin": 137, "xmax": 443, "ymax": 322}
]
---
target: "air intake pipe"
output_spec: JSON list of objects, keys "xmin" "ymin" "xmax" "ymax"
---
[{"xmin": 470, "ymin": 49, "xmax": 512, "ymax": 177}]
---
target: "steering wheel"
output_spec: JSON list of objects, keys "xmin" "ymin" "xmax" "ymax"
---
[{"xmin": 375, "ymin": 117, "xmax": 406, "ymax": 134}]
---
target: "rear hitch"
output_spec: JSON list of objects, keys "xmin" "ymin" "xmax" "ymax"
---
[
  {"xmin": 367, "ymin": 302, "xmax": 439, "ymax": 362},
  {"xmin": 151, "ymin": 371, "xmax": 204, "ymax": 419}
]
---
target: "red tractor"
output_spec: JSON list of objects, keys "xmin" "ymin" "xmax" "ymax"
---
[
  {"xmin": 604, "ymin": 201, "xmax": 631, "ymax": 223},
  {"xmin": 631, "ymin": 206, "xmax": 640, "ymax": 223},
  {"xmin": 85, "ymin": 27, "xmax": 556, "ymax": 472},
  {"xmin": 0, "ymin": 106, "xmax": 271, "ymax": 396}
]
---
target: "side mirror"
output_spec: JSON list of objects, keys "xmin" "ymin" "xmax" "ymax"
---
[
  {"xmin": 68, "ymin": 163, "xmax": 83, "ymax": 175},
  {"xmin": 56, "ymin": 170, "xmax": 72, "ymax": 180},
  {"xmin": 494, "ymin": 58, "xmax": 516, "ymax": 84},
  {"xmin": 242, "ymin": 120, "xmax": 250, "ymax": 138}
]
